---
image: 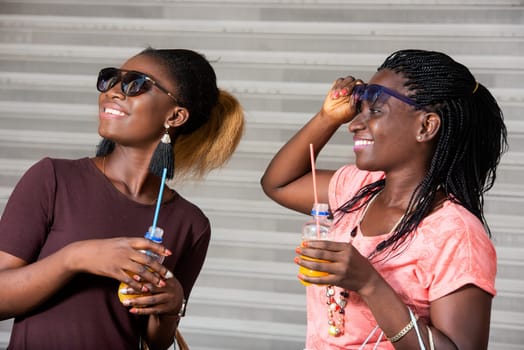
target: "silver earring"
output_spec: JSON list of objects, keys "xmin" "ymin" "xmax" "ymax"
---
[{"xmin": 161, "ymin": 127, "xmax": 171, "ymax": 144}]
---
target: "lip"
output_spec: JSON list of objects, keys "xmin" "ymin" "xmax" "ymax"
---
[{"xmin": 100, "ymin": 103, "xmax": 128, "ymax": 120}]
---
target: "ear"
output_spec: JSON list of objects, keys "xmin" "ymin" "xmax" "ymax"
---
[
  {"xmin": 416, "ymin": 112, "xmax": 441, "ymax": 142},
  {"xmin": 166, "ymin": 107, "xmax": 189, "ymax": 128}
]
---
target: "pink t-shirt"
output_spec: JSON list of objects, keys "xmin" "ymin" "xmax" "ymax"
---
[{"xmin": 305, "ymin": 165, "xmax": 497, "ymax": 350}]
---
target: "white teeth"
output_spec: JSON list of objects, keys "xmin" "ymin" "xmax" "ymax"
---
[
  {"xmin": 354, "ymin": 140, "xmax": 374, "ymax": 147},
  {"xmin": 104, "ymin": 108, "xmax": 125, "ymax": 116}
]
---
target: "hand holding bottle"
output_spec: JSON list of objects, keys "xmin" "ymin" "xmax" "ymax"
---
[
  {"xmin": 119, "ymin": 274, "xmax": 185, "ymax": 317},
  {"xmin": 118, "ymin": 226, "xmax": 172, "ymax": 302},
  {"xmin": 64, "ymin": 235, "xmax": 172, "ymax": 293}
]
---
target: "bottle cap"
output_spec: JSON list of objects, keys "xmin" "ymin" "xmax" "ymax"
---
[
  {"xmin": 145, "ymin": 226, "xmax": 164, "ymax": 243},
  {"xmin": 311, "ymin": 203, "xmax": 330, "ymax": 216}
]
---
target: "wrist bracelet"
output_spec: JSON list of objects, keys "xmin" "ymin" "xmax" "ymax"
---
[
  {"xmin": 178, "ymin": 298, "xmax": 187, "ymax": 317},
  {"xmin": 427, "ymin": 325, "xmax": 435, "ymax": 350},
  {"xmin": 387, "ymin": 309, "xmax": 418, "ymax": 343}
]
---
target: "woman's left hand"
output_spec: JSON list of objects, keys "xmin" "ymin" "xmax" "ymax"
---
[
  {"xmin": 296, "ymin": 240, "xmax": 380, "ymax": 295},
  {"xmin": 121, "ymin": 276, "xmax": 184, "ymax": 316}
]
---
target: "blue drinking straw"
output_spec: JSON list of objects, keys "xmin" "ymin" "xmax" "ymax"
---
[{"xmin": 151, "ymin": 167, "xmax": 167, "ymax": 232}]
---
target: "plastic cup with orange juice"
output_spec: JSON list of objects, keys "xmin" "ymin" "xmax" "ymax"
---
[{"xmin": 299, "ymin": 203, "xmax": 331, "ymax": 286}]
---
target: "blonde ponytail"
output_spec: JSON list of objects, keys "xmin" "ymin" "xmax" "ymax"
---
[{"xmin": 173, "ymin": 89, "xmax": 245, "ymax": 180}]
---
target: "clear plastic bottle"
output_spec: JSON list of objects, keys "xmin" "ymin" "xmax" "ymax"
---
[
  {"xmin": 302, "ymin": 203, "xmax": 332, "ymax": 241},
  {"xmin": 139, "ymin": 226, "xmax": 165, "ymax": 263},
  {"xmin": 299, "ymin": 203, "xmax": 332, "ymax": 286},
  {"xmin": 118, "ymin": 226, "xmax": 164, "ymax": 303}
]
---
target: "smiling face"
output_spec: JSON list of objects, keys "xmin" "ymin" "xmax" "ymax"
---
[
  {"xmin": 97, "ymin": 54, "xmax": 177, "ymax": 149},
  {"xmin": 349, "ymin": 69, "xmax": 431, "ymax": 174}
]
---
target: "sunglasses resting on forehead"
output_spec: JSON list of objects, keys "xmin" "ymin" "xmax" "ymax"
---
[
  {"xmin": 97, "ymin": 67, "xmax": 178, "ymax": 103},
  {"xmin": 352, "ymin": 84, "xmax": 424, "ymax": 110}
]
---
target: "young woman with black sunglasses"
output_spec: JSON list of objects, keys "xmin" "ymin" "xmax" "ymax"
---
[
  {"xmin": 0, "ymin": 48, "xmax": 244, "ymax": 349},
  {"xmin": 261, "ymin": 49, "xmax": 507, "ymax": 350}
]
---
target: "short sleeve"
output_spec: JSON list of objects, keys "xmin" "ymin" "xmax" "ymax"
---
[
  {"xmin": 0, "ymin": 158, "xmax": 56, "ymax": 262},
  {"xmin": 419, "ymin": 209, "xmax": 497, "ymax": 300},
  {"xmin": 173, "ymin": 220, "xmax": 211, "ymax": 299}
]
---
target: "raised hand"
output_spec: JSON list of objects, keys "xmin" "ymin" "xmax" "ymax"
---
[{"xmin": 320, "ymin": 75, "xmax": 363, "ymax": 126}]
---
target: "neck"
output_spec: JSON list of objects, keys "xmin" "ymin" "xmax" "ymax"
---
[
  {"xmin": 359, "ymin": 185, "xmax": 407, "ymax": 238},
  {"xmin": 100, "ymin": 147, "xmax": 166, "ymax": 204}
]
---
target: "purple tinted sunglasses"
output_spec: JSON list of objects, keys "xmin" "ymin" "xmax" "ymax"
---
[{"xmin": 352, "ymin": 84, "xmax": 423, "ymax": 110}]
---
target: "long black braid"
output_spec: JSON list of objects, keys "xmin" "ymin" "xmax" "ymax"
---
[{"xmin": 336, "ymin": 49, "xmax": 508, "ymax": 258}]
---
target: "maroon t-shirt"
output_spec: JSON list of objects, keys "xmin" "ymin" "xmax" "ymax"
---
[{"xmin": 0, "ymin": 157, "xmax": 211, "ymax": 349}]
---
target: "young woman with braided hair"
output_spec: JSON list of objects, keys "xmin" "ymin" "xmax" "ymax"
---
[
  {"xmin": 261, "ymin": 49, "xmax": 507, "ymax": 349},
  {"xmin": 0, "ymin": 48, "xmax": 244, "ymax": 349}
]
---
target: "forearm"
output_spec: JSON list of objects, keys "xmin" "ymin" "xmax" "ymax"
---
[
  {"xmin": 0, "ymin": 245, "xmax": 77, "ymax": 319},
  {"xmin": 143, "ymin": 276, "xmax": 186, "ymax": 350},
  {"xmin": 262, "ymin": 111, "xmax": 339, "ymax": 187},
  {"xmin": 360, "ymin": 274, "xmax": 457, "ymax": 350},
  {"xmin": 260, "ymin": 111, "xmax": 341, "ymax": 212},
  {"xmin": 145, "ymin": 314, "xmax": 180, "ymax": 350}
]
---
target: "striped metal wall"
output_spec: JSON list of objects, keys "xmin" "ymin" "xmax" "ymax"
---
[{"xmin": 0, "ymin": 1, "xmax": 523, "ymax": 349}]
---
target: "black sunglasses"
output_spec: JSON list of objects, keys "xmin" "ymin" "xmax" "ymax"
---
[
  {"xmin": 96, "ymin": 67, "xmax": 178, "ymax": 103},
  {"xmin": 352, "ymin": 84, "xmax": 423, "ymax": 110}
]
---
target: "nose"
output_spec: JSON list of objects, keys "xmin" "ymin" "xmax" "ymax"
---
[
  {"xmin": 106, "ymin": 81, "xmax": 125, "ymax": 100},
  {"xmin": 348, "ymin": 111, "xmax": 366, "ymax": 133}
]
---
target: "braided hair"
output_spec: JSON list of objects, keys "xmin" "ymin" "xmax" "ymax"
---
[{"xmin": 336, "ymin": 49, "xmax": 508, "ymax": 257}]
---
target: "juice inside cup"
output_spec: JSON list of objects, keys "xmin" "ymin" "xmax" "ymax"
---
[
  {"xmin": 118, "ymin": 280, "xmax": 151, "ymax": 302},
  {"xmin": 299, "ymin": 203, "xmax": 331, "ymax": 286},
  {"xmin": 299, "ymin": 254, "xmax": 329, "ymax": 286}
]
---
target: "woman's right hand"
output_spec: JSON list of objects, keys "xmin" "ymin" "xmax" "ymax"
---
[
  {"xmin": 295, "ymin": 239, "xmax": 379, "ymax": 294},
  {"xmin": 320, "ymin": 75, "xmax": 362, "ymax": 125},
  {"xmin": 67, "ymin": 238, "xmax": 173, "ymax": 292}
]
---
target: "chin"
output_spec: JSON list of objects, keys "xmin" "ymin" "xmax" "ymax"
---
[{"xmin": 355, "ymin": 160, "xmax": 382, "ymax": 173}]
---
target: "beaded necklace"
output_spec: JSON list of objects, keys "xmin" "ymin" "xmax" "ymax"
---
[{"xmin": 326, "ymin": 190, "xmax": 405, "ymax": 338}]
